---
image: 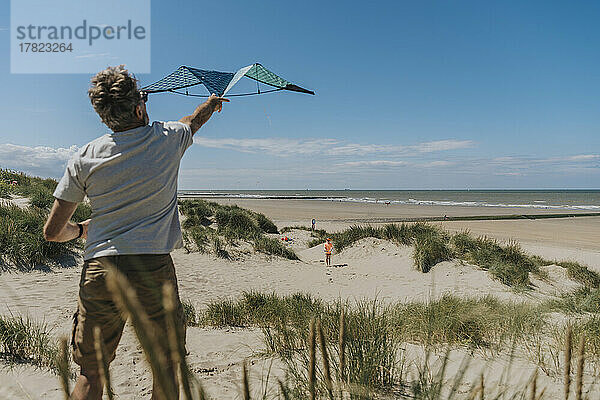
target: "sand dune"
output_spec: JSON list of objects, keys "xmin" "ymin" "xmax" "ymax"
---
[{"xmin": 1, "ymin": 200, "xmax": 599, "ymax": 398}]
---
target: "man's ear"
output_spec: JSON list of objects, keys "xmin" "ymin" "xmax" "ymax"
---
[{"xmin": 135, "ymin": 104, "xmax": 144, "ymax": 120}]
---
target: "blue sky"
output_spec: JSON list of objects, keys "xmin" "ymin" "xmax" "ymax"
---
[{"xmin": 0, "ymin": 0, "xmax": 599, "ymax": 189}]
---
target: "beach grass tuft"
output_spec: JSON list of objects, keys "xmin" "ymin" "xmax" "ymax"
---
[
  {"xmin": 183, "ymin": 226, "xmax": 212, "ymax": 253},
  {"xmin": 0, "ymin": 203, "xmax": 80, "ymax": 269},
  {"xmin": 211, "ymin": 235, "xmax": 230, "ymax": 259},
  {"xmin": 0, "ymin": 313, "xmax": 59, "ymax": 370},
  {"xmin": 544, "ymin": 287, "xmax": 600, "ymax": 314},
  {"xmin": 394, "ymin": 294, "xmax": 544, "ymax": 348},
  {"xmin": 0, "ymin": 169, "xmax": 91, "ymax": 270},
  {"xmin": 201, "ymin": 292, "xmax": 545, "ymax": 352},
  {"xmin": 179, "ymin": 199, "xmax": 301, "ymax": 260},
  {"xmin": 412, "ymin": 230, "xmax": 451, "ymax": 273},
  {"xmin": 450, "ymin": 233, "xmax": 542, "ymax": 287},
  {"xmin": 557, "ymin": 261, "xmax": 600, "ymax": 288},
  {"xmin": 253, "ymin": 236, "xmax": 300, "ymax": 260},
  {"xmin": 182, "ymin": 299, "xmax": 199, "ymax": 327}
]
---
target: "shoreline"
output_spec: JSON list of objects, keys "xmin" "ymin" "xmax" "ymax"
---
[
  {"xmin": 178, "ymin": 196, "xmax": 599, "ymax": 219},
  {"xmin": 178, "ymin": 195, "xmax": 600, "ymax": 212},
  {"xmin": 179, "ymin": 197, "xmax": 600, "ymax": 253}
]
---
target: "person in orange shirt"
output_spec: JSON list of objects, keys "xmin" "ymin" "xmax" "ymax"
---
[{"xmin": 324, "ymin": 238, "xmax": 333, "ymax": 266}]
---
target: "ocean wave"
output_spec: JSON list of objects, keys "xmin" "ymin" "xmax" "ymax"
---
[{"xmin": 178, "ymin": 192, "xmax": 600, "ymax": 210}]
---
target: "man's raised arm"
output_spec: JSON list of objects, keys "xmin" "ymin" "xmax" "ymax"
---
[{"xmin": 179, "ymin": 94, "xmax": 229, "ymax": 134}]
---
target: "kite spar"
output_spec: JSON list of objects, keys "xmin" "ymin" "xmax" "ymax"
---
[{"xmin": 141, "ymin": 63, "xmax": 314, "ymax": 98}]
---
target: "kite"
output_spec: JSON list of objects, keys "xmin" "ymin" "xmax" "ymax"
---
[{"xmin": 141, "ymin": 63, "xmax": 315, "ymax": 98}]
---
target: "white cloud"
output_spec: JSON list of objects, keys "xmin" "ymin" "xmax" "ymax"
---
[
  {"xmin": 0, "ymin": 143, "xmax": 78, "ymax": 177},
  {"xmin": 193, "ymin": 137, "xmax": 473, "ymax": 157},
  {"xmin": 192, "ymin": 137, "xmax": 328, "ymax": 156},
  {"xmin": 494, "ymin": 172, "xmax": 523, "ymax": 176},
  {"xmin": 558, "ymin": 154, "xmax": 599, "ymax": 162},
  {"xmin": 572, "ymin": 154, "xmax": 599, "ymax": 160},
  {"xmin": 413, "ymin": 140, "xmax": 474, "ymax": 153},
  {"xmin": 336, "ymin": 160, "xmax": 407, "ymax": 168},
  {"xmin": 421, "ymin": 160, "xmax": 455, "ymax": 168}
]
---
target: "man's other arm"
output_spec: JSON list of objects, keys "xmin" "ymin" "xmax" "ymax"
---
[
  {"xmin": 179, "ymin": 94, "xmax": 229, "ymax": 135},
  {"xmin": 43, "ymin": 198, "xmax": 90, "ymax": 242}
]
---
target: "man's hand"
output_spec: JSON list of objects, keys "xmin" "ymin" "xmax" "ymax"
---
[
  {"xmin": 80, "ymin": 219, "xmax": 91, "ymax": 240},
  {"xmin": 208, "ymin": 94, "xmax": 229, "ymax": 113},
  {"xmin": 180, "ymin": 94, "xmax": 230, "ymax": 134}
]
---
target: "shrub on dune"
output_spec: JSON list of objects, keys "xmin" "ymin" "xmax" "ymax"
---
[
  {"xmin": 558, "ymin": 261, "xmax": 600, "ymax": 288},
  {"xmin": 28, "ymin": 187, "xmax": 56, "ymax": 210},
  {"xmin": 0, "ymin": 204, "xmax": 79, "ymax": 269},
  {"xmin": 382, "ymin": 223, "xmax": 413, "ymax": 245},
  {"xmin": 253, "ymin": 236, "xmax": 299, "ymax": 260},
  {"xmin": 183, "ymin": 226, "xmax": 212, "ymax": 253},
  {"xmin": 181, "ymin": 299, "xmax": 199, "ymax": 326},
  {"xmin": 252, "ymin": 211, "xmax": 279, "ymax": 234},
  {"xmin": 0, "ymin": 169, "xmax": 30, "ymax": 186},
  {"xmin": 179, "ymin": 199, "xmax": 295, "ymax": 259},
  {"xmin": 211, "ymin": 235, "xmax": 230, "ymax": 259},
  {"xmin": 0, "ymin": 314, "xmax": 58, "ymax": 369},
  {"xmin": 412, "ymin": 233, "xmax": 452, "ymax": 273},
  {"xmin": 281, "ymin": 225, "xmax": 310, "ymax": 233},
  {"xmin": 179, "ymin": 200, "xmax": 214, "ymax": 228},
  {"xmin": 449, "ymin": 233, "xmax": 542, "ymax": 288},
  {"xmin": 332, "ymin": 225, "xmax": 381, "ymax": 252},
  {"xmin": 203, "ymin": 298, "xmax": 246, "ymax": 327},
  {"xmin": 546, "ymin": 287, "xmax": 600, "ymax": 314},
  {"xmin": 0, "ymin": 183, "xmax": 11, "ymax": 199},
  {"xmin": 488, "ymin": 262, "xmax": 530, "ymax": 287}
]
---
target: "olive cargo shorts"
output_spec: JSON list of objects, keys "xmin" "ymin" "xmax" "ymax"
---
[{"xmin": 71, "ymin": 254, "xmax": 186, "ymax": 371}]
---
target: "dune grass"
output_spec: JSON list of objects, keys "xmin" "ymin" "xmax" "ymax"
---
[
  {"xmin": 182, "ymin": 299, "xmax": 199, "ymax": 327},
  {"xmin": 306, "ymin": 223, "xmax": 596, "ymax": 289},
  {"xmin": 412, "ymin": 230, "xmax": 451, "ymax": 273},
  {"xmin": 0, "ymin": 204, "xmax": 80, "ymax": 269},
  {"xmin": 201, "ymin": 292, "xmax": 546, "ymax": 352},
  {"xmin": 557, "ymin": 261, "xmax": 600, "ymax": 288},
  {"xmin": 253, "ymin": 237, "xmax": 300, "ymax": 260},
  {"xmin": 183, "ymin": 225, "xmax": 214, "ymax": 254},
  {"xmin": 451, "ymin": 233, "xmax": 546, "ymax": 287},
  {"xmin": 395, "ymin": 295, "xmax": 545, "ymax": 349},
  {"xmin": 1, "ymin": 168, "xmax": 92, "ymax": 220},
  {"xmin": 179, "ymin": 199, "xmax": 299, "ymax": 260},
  {"xmin": 0, "ymin": 170, "xmax": 91, "ymax": 270},
  {"xmin": 308, "ymin": 222, "xmax": 444, "ymax": 251},
  {"xmin": 202, "ymin": 291, "xmax": 323, "ymax": 328},
  {"xmin": 0, "ymin": 313, "xmax": 58, "ymax": 370},
  {"xmin": 280, "ymin": 225, "xmax": 312, "ymax": 233},
  {"xmin": 545, "ymin": 287, "xmax": 600, "ymax": 314},
  {"xmin": 199, "ymin": 291, "xmax": 598, "ymax": 398},
  {"xmin": 49, "ymin": 273, "xmax": 599, "ymax": 399},
  {"xmin": 0, "ymin": 183, "xmax": 12, "ymax": 199}
]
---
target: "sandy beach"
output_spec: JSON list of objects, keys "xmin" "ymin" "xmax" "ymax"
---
[
  {"xmin": 1, "ymin": 199, "xmax": 599, "ymax": 398},
  {"xmin": 198, "ymin": 197, "xmax": 600, "ymax": 253}
]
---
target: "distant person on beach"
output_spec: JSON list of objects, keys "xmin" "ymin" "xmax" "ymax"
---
[
  {"xmin": 324, "ymin": 238, "xmax": 333, "ymax": 266},
  {"xmin": 311, "ymin": 218, "xmax": 316, "ymax": 230},
  {"xmin": 43, "ymin": 65, "xmax": 228, "ymax": 400}
]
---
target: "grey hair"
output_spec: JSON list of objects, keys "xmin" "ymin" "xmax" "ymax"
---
[{"xmin": 88, "ymin": 65, "xmax": 141, "ymax": 132}]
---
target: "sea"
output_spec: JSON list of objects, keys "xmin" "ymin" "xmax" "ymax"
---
[{"xmin": 178, "ymin": 190, "xmax": 600, "ymax": 211}]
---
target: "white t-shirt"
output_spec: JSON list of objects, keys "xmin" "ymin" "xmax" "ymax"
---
[{"xmin": 53, "ymin": 121, "xmax": 193, "ymax": 260}]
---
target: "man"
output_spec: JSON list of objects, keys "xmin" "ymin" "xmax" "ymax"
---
[
  {"xmin": 324, "ymin": 238, "xmax": 333, "ymax": 266},
  {"xmin": 43, "ymin": 65, "xmax": 228, "ymax": 399}
]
